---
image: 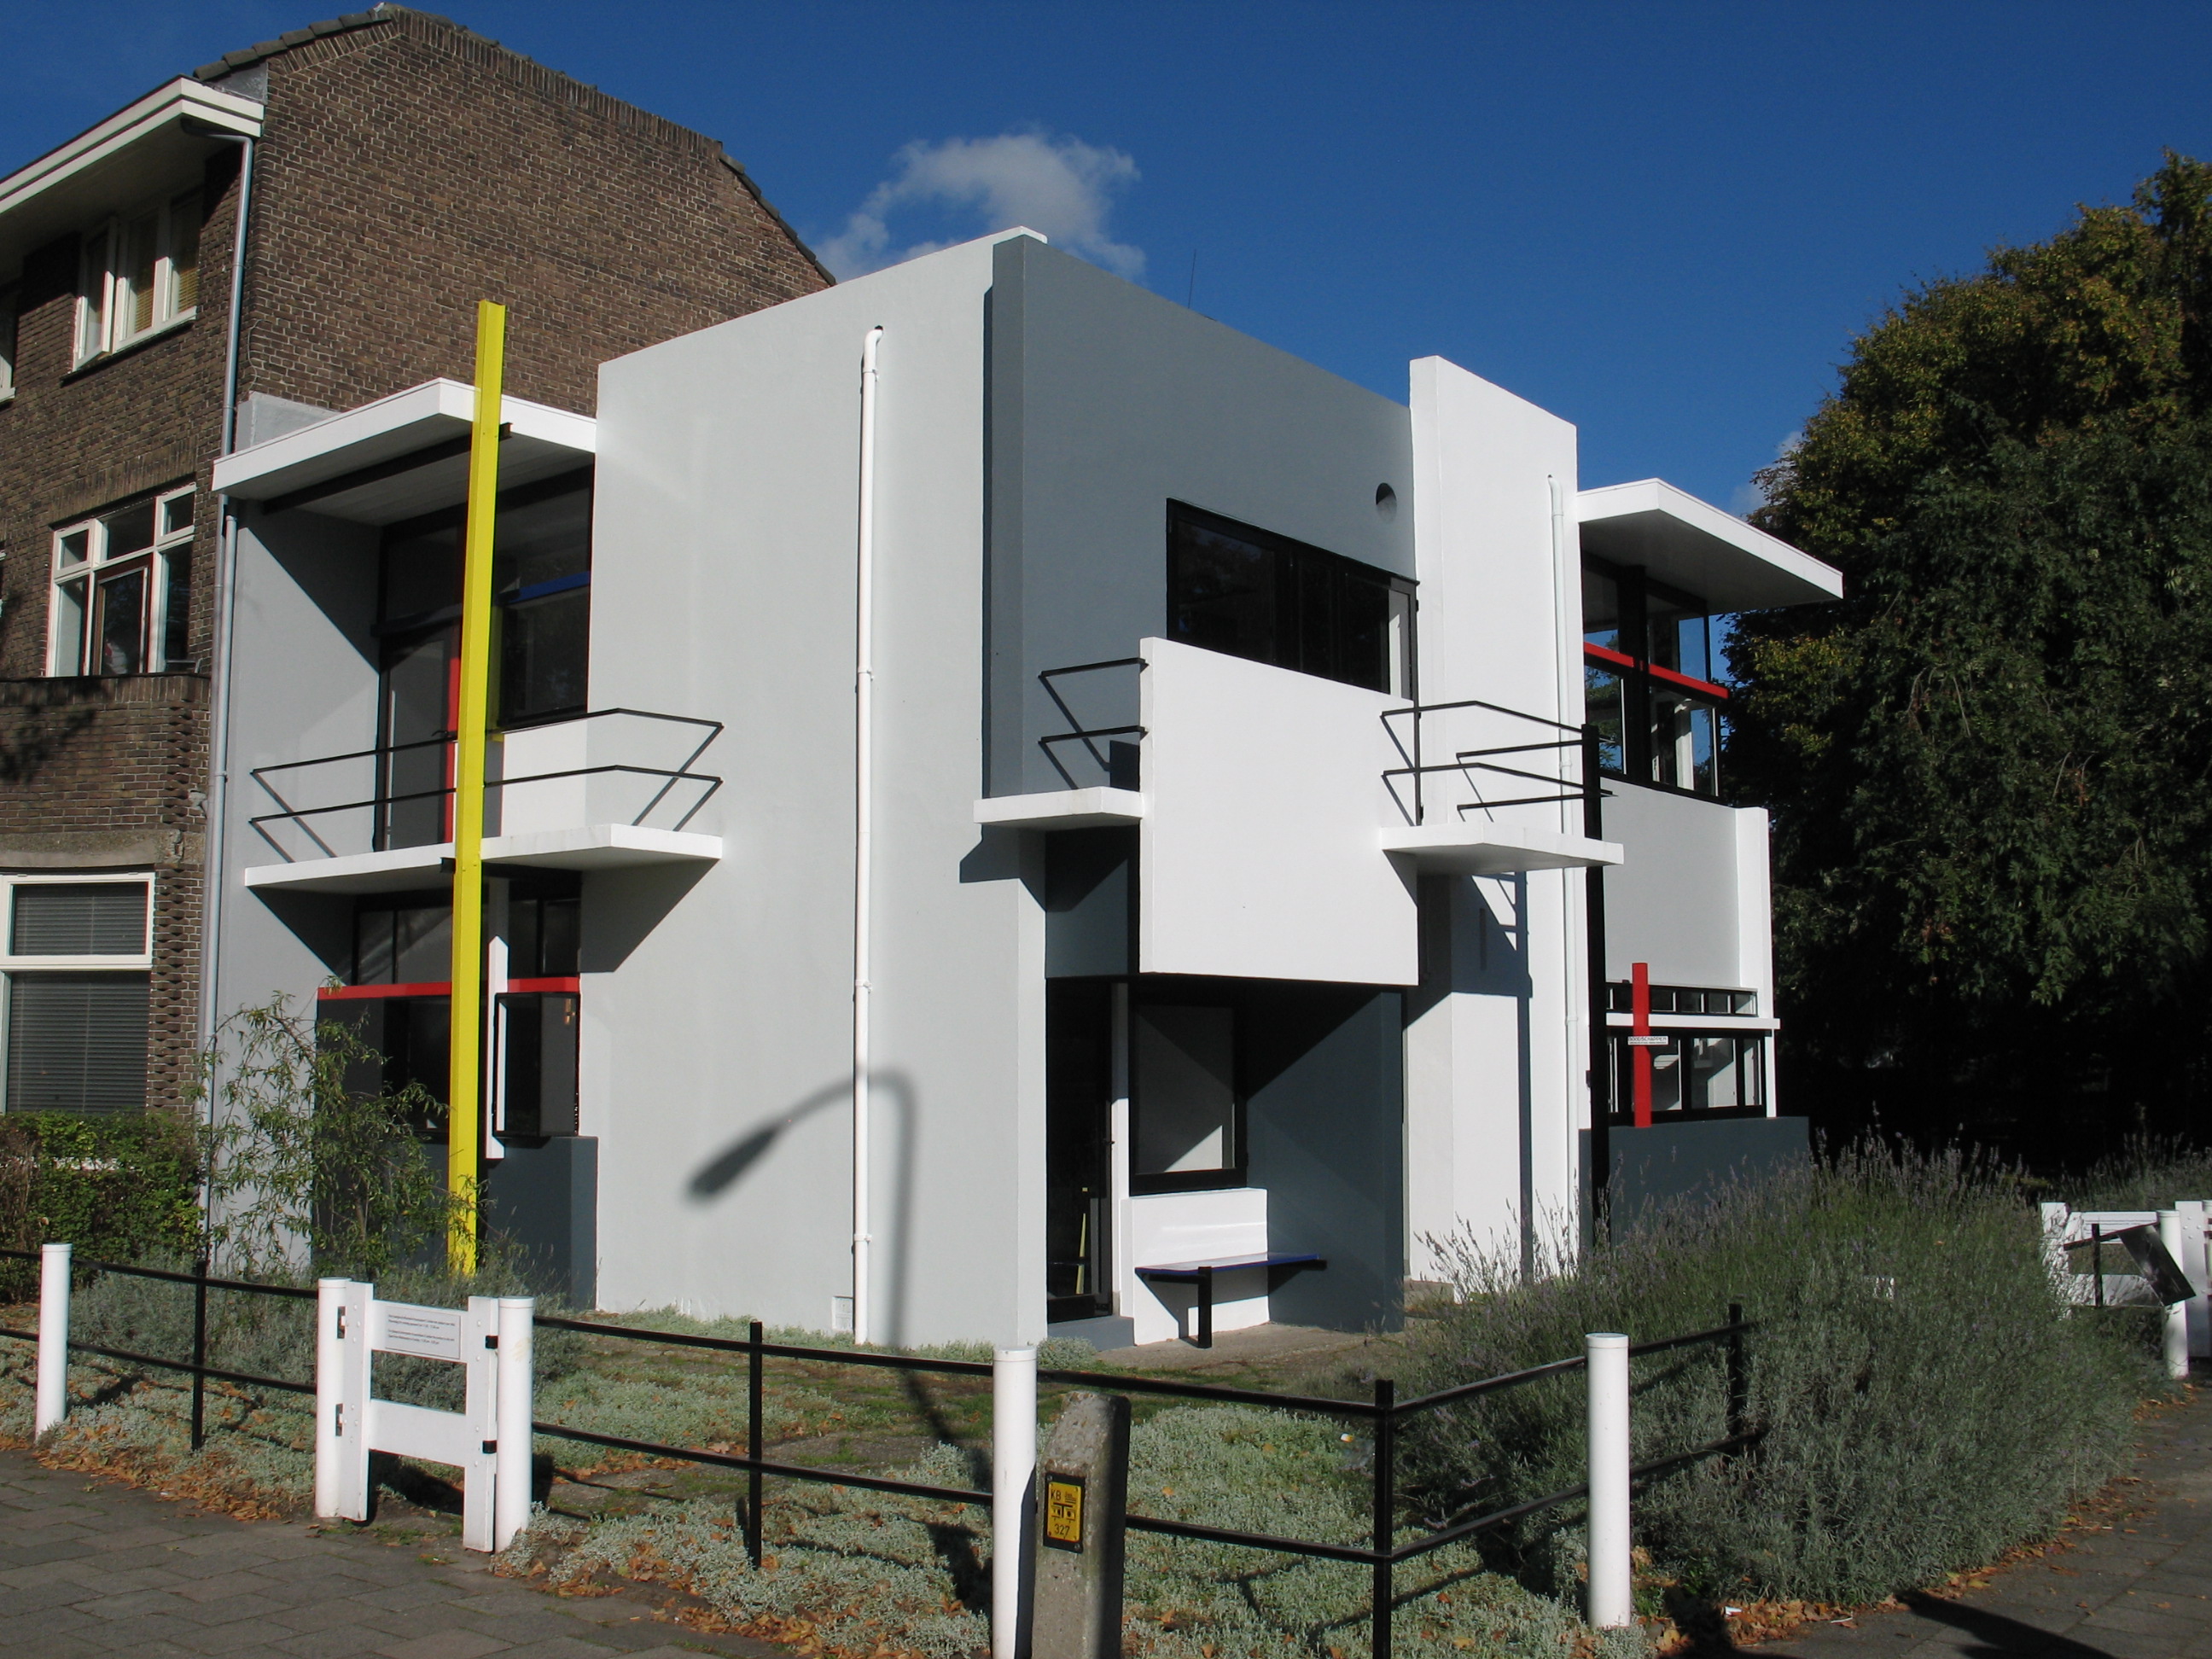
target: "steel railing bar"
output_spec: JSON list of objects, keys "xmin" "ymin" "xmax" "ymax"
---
[
  {"xmin": 533, "ymin": 1314, "xmax": 995, "ymax": 1374},
  {"xmin": 1037, "ymin": 725, "xmax": 1145, "ymax": 748},
  {"xmin": 1382, "ymin": 697, "xmax": 1582, "ymax": 735},
  {"xmin": 0, "ymin": 1326, "xmax": 315, "ymax": 1398},
  {"xmin": 1039, "ymin": 657, "xmax": 1145, "ymax": 683},
  {"xmin": 1122, "ymin": 1512, "xmax": 1383, "ymax": 1563},
  {"xmin": 248, "ymin": 764, "xmax": 724, "ymax": 836},
  {"xmin": 0, "ymin": 1249, "xmax": 320, "ymax": 1299},
  {"xmin": 531, "ymin": 1420, "xmax": 987, "ymax": 1506},
  {"xmin": 1390, "ymin": 1353, "xmax": 1589, "ymax": 1417},
  {"xmin": 1628, "ymin": 1320, "xmax": 1755, "ymax": 1359},
  {"xmin": 1039, "ymin": 1366, "xmax": 1378, "ymax": 1417}
]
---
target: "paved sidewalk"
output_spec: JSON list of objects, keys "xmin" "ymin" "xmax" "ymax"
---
[
  {"xmin": 0, "ymin": 1452, "xmax": 784, "ymax": 1659},
  {"xmin": 1749, "ymin": 1385, "xmax": 2212, "ymax": 1658}
]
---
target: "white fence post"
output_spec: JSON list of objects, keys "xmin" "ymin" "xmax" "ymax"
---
[
  {"xmin": 2159, "ymin": 1211, "xmax": 2191, "ymax": 1381},
  {"xmin": 992, "ymin": 1344, "xmax": 1038, "ymax": 1659},
  {"xmin": 2177, "ymin": 1200, "xmax": 2209, "ymax": 1358},
  {"xmin": 1585, "ymin": 1332, "xmax": 1633, "ymax": 1630},
  {"xmin": 35, "ymin": 1243, "xmax": 71, "ymax": 1435},
  {"xmin": 316, "ymin": 1278, "xmax": 371, "ymax": 1522},
  {"xmin": 494, "ymin": 1296, "xmax": 534, "ymax": 1551}
]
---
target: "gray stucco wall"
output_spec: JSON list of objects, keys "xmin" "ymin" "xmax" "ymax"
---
[
  {"xmin": 986, "ymin": 237, "xmax": 1416, "ymax": 797},
  {"xmin": 212, "ymin": 508, "xmax": 384, "ymax": 1025},
  {"xmin": 1244, "ymin": 984, "xmax": 1406, "ymax": 1331},
  {"xmin": 588, "ymin": 234, "xmax": 1050, "ymax": 1343}
]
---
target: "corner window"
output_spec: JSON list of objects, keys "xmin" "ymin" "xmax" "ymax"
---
[
  {"xmin": 1583, "ymin": 556, "xmax": 1726, "ymax": 797},
  {"xmin": 0, "ymin": 287, "xmax": 16, "ymax": 399},
  {"xmin": 1610, "ymin": 1031, "xmax": 1767, "ymax": 1120},
  {"xmin": 1168, "ymin": 502, "xmax": 1414, "ymax": 696},
  {"xmin": 76, "ymin": 192, "xmax": 201, "ymax": 364},
  {"xmin": 49, "ymin": 487, "xmax": 195, "ymax": 676},
  {"xmin": 2, "ymin": 876, "xmax": 153, "ymax": 1115}
]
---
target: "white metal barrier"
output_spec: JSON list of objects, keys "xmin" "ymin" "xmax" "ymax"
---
[
  {"xmin": 2041, "ymin": 1201, "xmax": 2209, "ymax": 1379},
  {"xmin": 1584, "ymin": 1333, "xmax": 1633, "ymax": 1629},
  {"xmin": 315, "ymin": 1279, "xmax": 535, "ymax": 1551}
]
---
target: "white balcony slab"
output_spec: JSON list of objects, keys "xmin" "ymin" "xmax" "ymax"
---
[
  {"xmin": 1381, "ymin": 822, "xmax": 1622, "ymax": 875},
  {"xmin": 244, "ymin": 824, "xmax": 721, "ymax": 894},
  {"xmin": 973, "ymin": 788, "xmax": 1144, "ymax": 830}
]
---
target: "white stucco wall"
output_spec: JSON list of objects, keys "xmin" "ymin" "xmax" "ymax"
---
[{"xmin": 1402, "ymin": 358, "xmax": 1587, "ymax": 1281}]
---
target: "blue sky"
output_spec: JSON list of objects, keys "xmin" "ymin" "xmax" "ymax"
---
[{"xmin": 9, "ymin": 2, "xmax": 2211, "ymax": 513}]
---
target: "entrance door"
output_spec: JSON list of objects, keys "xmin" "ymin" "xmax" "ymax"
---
[
  {"xmin": 378, "ymin": 626, "xmax": 457, "ymax": 849},
  {"xmin": 1046, "ymin": 980, "xmax": 1115, "ymax": 1323}
]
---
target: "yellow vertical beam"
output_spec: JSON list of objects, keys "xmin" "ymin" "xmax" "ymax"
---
[{"xmin": 448, "ymin": 300, "xmax": 506, "ymax": 1275}]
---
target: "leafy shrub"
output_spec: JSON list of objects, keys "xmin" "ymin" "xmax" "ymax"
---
[
  {"xmin": 0, "ymin": 1112, "xmax": 201, "ymax": 1289},
  {"xmin": 1394, "ymin": 1143, "xmax": 2151, "ymax": 1607}
]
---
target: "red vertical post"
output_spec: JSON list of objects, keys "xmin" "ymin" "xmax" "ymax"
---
[{"xmin": 1631, "ymin": 961, "xmax": 1653, "ymax": 1128}]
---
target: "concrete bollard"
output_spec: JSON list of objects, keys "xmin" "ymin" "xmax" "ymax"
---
[
  {"xmin": 1030, "ymin": 1393, "xmax": 1132, "ymax": 1659},
  {"xmin": 1585, "ymin": 1332, "xmax": 1633, "ymax": 1629},
  {"xmin": 992, "ymin": 1346, "xmax": 1039, "ymax": 1659},
  {"xmin": 35, "ymin": 1243, "xmax": 71, "ymax": 1435},
  {"xmin": 494, "ymin": 1297, "xmax": 535, "ymax": 1551},
  {"xmin": 2160, "ymin": 1211, "xmax": 2191, "ymax": 1381}
]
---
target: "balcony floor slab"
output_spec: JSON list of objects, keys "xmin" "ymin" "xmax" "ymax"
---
[
  {"xmin": 1380, "ymin": 821, "xmax": 1622, "ymax": 875},
  {"xmin": 242, "ymin": 824, "xmax": 722, "ymax": 894}
]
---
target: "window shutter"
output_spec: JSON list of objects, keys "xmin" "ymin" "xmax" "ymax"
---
[
  {"xmin": 10, "ymin": 883, "xmax": 148, "ymax": 955},
  {"xmin": 5, "ymin": 972, "xmax": 149, "ymax": 1114}
]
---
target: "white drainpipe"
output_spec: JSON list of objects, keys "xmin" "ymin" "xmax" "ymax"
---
[{"xmin": 853, "ymin": 326, "xmax": 883, "ymax": 1346}]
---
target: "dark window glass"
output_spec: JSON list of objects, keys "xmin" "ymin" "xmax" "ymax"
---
[
  {"xmin": 1167, "ymin": 502, "xmax": 1409, "ymax": 694},
  {"xmin": 96, "ymin": 568, "xmax": 147, "ymax": 674},
  {"xmin": 497, "ymin": 475, "xmax": 591, "ymax": 725},
  {"xmin": 164, "ymin": 546, "xmax": 191, "ymax": 668},
  {"xmin": 103, "ymin": 501, "xmax": 156, "ymax": 557},
  {"xmin": 1133, "ymin": 1002, "xmax": 1238, "ymax": 1184},
  {"xmin": 12, "ymin": 883, "xmax": 148, "ymax": 955},
  {"xmin": 380, "ymin": 520, "xmax": 462, "ymax": 626},
  {"xmin": 353, "ymin": 900, "xmax": 451, "ymax": 985},
  {"xmin": 508, "ymin": 894, "xmax": 579, "ymax": 978},
  {"xmin": 498, "ymin": 991, "xmax": 578, "ymax": 1138},
  {"xmin": 6, "ymin": 972, "xmax": 148, "ymax": 1113}
]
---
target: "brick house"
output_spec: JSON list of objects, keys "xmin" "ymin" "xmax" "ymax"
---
[{"xmin": 0, "ymin": 6, "xmax": 828, "ymax": 1118}]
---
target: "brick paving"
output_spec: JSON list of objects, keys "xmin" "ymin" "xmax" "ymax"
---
[
  {"xmin": 0, "ymin": 1452, "xmax": 784, "ymax": 1659},
  {"xmin": 1749, "ymin": 1383, "xmax": 2212, "ymax": 1658}
]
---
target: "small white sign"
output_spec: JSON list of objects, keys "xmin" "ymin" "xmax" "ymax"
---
[
  {"xmin": 1626, "ymin": 1035, "xmax": 1670, "ymax": 1048},
  {"xmin": 375, "ymin": 1303, "xmax": 464, "ymax": 1362}
]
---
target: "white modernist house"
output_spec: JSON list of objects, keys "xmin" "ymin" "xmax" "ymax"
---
[{"xmin": 204, "ymin": 231, "xmax": 1841, "ymax": 1349}]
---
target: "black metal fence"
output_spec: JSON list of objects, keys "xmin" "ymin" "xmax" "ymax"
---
[{"xmin": 2, "ymin": 1257, "xmax": 1755, "ymax": 1659}]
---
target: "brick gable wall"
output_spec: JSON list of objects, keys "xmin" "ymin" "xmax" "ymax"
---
[{"xmin": 0, "ymin": 6, "xmax": 829, "ymax": 1115}]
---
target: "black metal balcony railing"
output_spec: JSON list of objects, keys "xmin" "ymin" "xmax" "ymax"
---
[
  {"xmin": 247, "ymin": 707, "xmax": 724, "ymax": 863},
  {"xmin": 1381, "ymin": 698, "xmax": 1598, "ymax": 830},
  {"xmin": 1037, "ymin": 656, "xmax": 1145, "ymax": 791}
]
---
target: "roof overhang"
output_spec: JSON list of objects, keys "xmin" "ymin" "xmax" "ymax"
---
[
  {"xmin": 212, "ymin": 379, "xmax": 597, "ymax": 522},
  {"xmin": 1577, "ymin": 479, "xmax": 1842, "ymax": 612},
  {"xmin": 0, "ymin": 79, "xmax": 263, "ymax": 283}
]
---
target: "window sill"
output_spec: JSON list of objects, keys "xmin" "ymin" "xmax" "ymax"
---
[{"xmin": 63, "ymin": 311, "xmax": 196, "ymax": 381}]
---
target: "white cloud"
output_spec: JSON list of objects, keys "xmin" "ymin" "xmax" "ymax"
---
[{"xmin": 818, "ymin": 131, "xmax": 1144, "ymax": 281}]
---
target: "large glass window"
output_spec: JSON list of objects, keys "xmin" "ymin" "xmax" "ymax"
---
[
  {"xmin": 2, "ymin": 877, "xmax": 152, "ymax": 1115},
  {"xmin": 1610, "ymin": 1031, "xmax": 1767, "ymax": 1120},
  {"xmin": 1168, "ymin": 502, "xmax": 1414, "ymax": 696},
  {"xmin": 49, "ymin": 488, "xmax": 195, "ymax": 677},
  {"xmin": 75, "ymin": 192, "xmax": 201, "ymax": 364},
  {"xmin": 1132, "ymin": 998, "xmax": 1243, "ymax": 1192},
  {"xmin": 1582, "ymin": 556, "xmax": 1727, "ymax": 797}
]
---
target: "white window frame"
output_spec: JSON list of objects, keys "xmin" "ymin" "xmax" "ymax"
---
[
  {"xmin": 74, "ymin": 189, "xmax": 201, "ymax": 367},
  {"xmin": 0, "ymin": 285, "xmax": 15, "ymax": 401},
  {"xmin": 48, "ymin": 486, "xmax": 195, "ymax": 677},
  {"xmin": 0, "ymin": 872, "xmax": 155, "ymax": 1115}
]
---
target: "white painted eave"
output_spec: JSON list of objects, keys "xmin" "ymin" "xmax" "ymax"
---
[
  {"xmin": 243, "ymin": 824, "xmax": 719, "ymax": 895},
  {"xmin": 1381, "ymin": 822, "xmax": 1622, "ymax": 875},
  {"xmin": 212, "ymin": 378, "xmax": 597, "ymax": 523},
  {"xmin": 0, "ymin": 79, "xmax": 263, "ymax": 283},
  {"xmin": 974, "ymin": 788, "xmax": 1146, "ymax": 830},
  {"xmin": 1577, "ymin": 479, "xmax": 1842, "ymax": 612}
]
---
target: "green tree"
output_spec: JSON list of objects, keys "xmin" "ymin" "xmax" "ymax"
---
[{"xmin": 1730, "ymin": 153, "xmax": 2212, "ymax": 1156}]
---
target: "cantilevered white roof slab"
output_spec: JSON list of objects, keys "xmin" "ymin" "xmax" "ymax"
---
[
  {"xmin": 1577, "ymin": 479, "xmax": 1842, "ymax": 611},
  {"xmin": 211, "ymin": 378, "xmax": 597, "ymax": 523},
  {"xmin": 0, "ymin": 79, "xmax": 262, "ymax": 282}
]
